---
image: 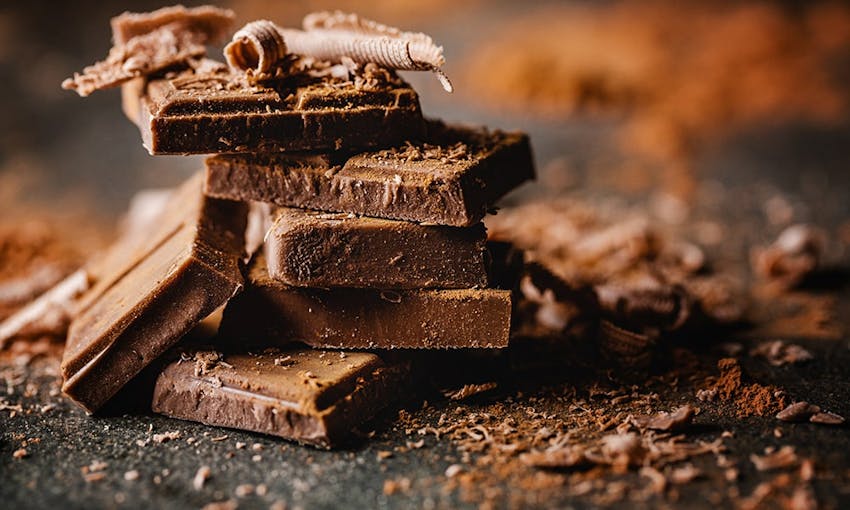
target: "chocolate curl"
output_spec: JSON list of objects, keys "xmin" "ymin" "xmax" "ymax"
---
[
  {"xmin": 224, "ymin": 20, "xmax": 288, "ymax": 74},
  {"xmin": 225, "ymin": 12, "xmax": 454, "ymax": 92}
]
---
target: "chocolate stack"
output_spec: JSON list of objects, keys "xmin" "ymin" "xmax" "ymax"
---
[{"xmin": 61, "ymin": 6, "xmax": 534, "ymax": 448}]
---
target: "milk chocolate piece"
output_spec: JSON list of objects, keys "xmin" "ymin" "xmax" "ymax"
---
[
  {"xmin": 61, "ymin": 175, "xmax": 247, "ymax": 413},
  {"xmin": 205, "ymin": 121, "xmax": 535, "ymax": 226},
  {"xmin": 152, "ymin": 347, "xmax": 409, "ymax": 448},
  {"xmin": 220, "ymin": 254, "xmax": 512, "ymax": 349},
  {"xmin": 126, "ymin": 59, "xmax": 424, "ymax": 155},
  {"xmin": 266, "ymin": 208, "xmax": 488, "ymax": 289}
]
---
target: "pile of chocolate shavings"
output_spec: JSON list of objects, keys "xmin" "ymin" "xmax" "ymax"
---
[{"xmin": 696, "ymin": 358, "xmax": 786, "ymax": 418}]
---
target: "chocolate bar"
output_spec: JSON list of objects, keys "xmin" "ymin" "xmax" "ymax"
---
[
  {"xmin": 152, "ymin": 347, "xmax": 409, "ymax": 448},
  {"xmin": 124, "ymin": 59, "xmax": 424, "ymax": 155},
  {"xmin": 219, "ymin": 254, "xmax": 512, "ymax": 349},
  {"xmin": 265, "ymin": 208, "xmax": 488, "ymax": 289},
  {"xmin": 205, "ymin": 121, "xmax": 535, "ymax": 227},
  {"xmin": 61, "ymin": 175, "xmax": 247, "ymax": 413}
]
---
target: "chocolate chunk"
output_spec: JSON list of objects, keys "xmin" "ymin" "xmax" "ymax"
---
[
  {"xmin": 125, "ymin": 59, "xmax": 424, "ymax": 154},
  {"xmin": 265, "ymin": 208, "xmax": 488, "ymax": 289},
  {"xmin": 61, "ymin": 175, "xmax": 247, "ymax": 413},
  {"xmin": 219, "ymin": 254, "xmax": 513, "ymax": 349},
  {"xmin": 152, "ymin": 347, "xmax": 409, "ymax": 448},
  {"xmin": 205, "ymin": 121, "xmax": 535, "ymax": 226}
]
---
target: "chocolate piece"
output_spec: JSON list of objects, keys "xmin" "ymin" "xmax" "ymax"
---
[
  {"xmin": 126, "ymin": 58, "xmax": 424, "ymax": 155},
  {"xmin": 61, "ymin": 175, "xmax": 247, "ymax": 413},
  {"xmin": 265, "ymin": 208, "xmax": 488, "ymax": 289},
  {"xmin": 62, "ymin": 6, "xmax": 235, "ymax": 97},
  {"xmin": 205, "ymin": 121, "xmax": 535, "ymax": 226},
  {"xmin": 219, "ymin": 254, "xmax": 512, "ymax": 349},
  {"xmin": 152, "ymin": 347, "xmax": 409, "ymax": 448},
  {"xmin": 76, "ymin": 174, "xmax": 211, "ymax": 315}
]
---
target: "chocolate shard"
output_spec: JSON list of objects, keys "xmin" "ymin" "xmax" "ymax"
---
[
  {"xmin": 152, "ymin": 347, "xmax": 410, "ymax": 448},
  {"xmin": 61, "ymin": 174, "xmax": 247, "ymax": 413},
  {"xmin": 205, "ymin": 121, "xmax": 535, "ymax": 227},
  {"xmin": 220, "ymin": 253, "xmax": 513, "ymax": 349},
  {"xmin": 125, "ymin": 58, "xmax": 424, "ymax": 155},
  {"xmin": 265, "ymin": 208, "xmax": 488, "ymax": 289}
]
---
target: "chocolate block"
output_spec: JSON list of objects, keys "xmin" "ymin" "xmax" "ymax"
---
[
  {"xmin": 124, "ymin": 59, "xmax": 424, "ymax": 155},
  {"xmin": 205, "ymin": 121, "xmax": 535, "ymax": 227},
  {"xmin": 152, "ymin": 347, "xmax": 409, "ymax": 448},
  {"xmin": 220, "ymin": 254, "xmax": 512, "ymax": 349},
  {"xmin": 61, "ymin": 175, "xmax": 247, "ymax": 413},
  {"xmin": 266, "ymin": 208, "xmax": 488, "ymax": 289}
]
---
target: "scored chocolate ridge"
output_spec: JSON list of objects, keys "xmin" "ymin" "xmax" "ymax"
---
[
  {"xmin": 204, "ymin": 121, "xmax": 535, "ymax": 227},
  {"xmin": 265, "ymin": 208, "xmax": 489, "ymax": 289},
  {"xmin": 124, "ymin": 59, "xmax": 425, "ymax": 155},
  {"xmin": 152, "ymin": 347, "xmax": 410, "ymax": 448},
  {"xmin": 61, "ymin": 175, "xmax": 247, "ymax": 413},
  {"xmin": 219, "ymin": 253, "xmax": 513, "ymax": 349}
]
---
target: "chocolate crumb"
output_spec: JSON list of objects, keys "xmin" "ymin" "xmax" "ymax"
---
[
  {"xmin": 193, "ymin": 466, "xmax": 211, "ymax": 491},
  {"xmin": 152, "ymin": 431, "xmax": 181, "ymax": 443},
  {"xmin": 234, "ymin": 484, "xmax": 254, "ymax": 497}
]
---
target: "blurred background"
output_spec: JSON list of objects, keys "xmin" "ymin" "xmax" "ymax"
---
[{"xmin": 0, "ymin": 0, "xmax": 848, "ymax": 246}]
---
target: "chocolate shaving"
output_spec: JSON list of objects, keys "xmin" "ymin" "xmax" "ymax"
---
[
  {"xmin": 809, "ymin": 411, "xmax": 845, "ymax": 426},
  {"xmin": 225, "ymin": 11, "xmax": 453, "ymax": 92},
  {"xmin": 443, "ymin": 382, "xmax": 498, "ymax": 401},
  {"xmin": 751, "ymin": 340, "xmax": 814, "ymax": 366},
  {"xmin": 0, "ymin": 269, "xmax": 88, "ymax": 347},
  {"xmin": 632, "ymin": 405, "xmax": 696, "ymax": 432},
  {"xmin": 776, "ymin": 402, "xmax": 821, "ymax": 422},
  {"xmin": 750, "ymin": 446, "xmax": 798, "ymax": 471},
  {"xmin": 752, "ymin": 224, "xmax": 825, "ymax": 287}
]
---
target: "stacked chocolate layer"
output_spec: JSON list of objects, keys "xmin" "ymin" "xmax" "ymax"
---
[
  {"xmin": 212, "ymin": 120, "xmax": 534, "ymax": 350},
  {"xmin": 60, "ymin": 6, "xmax": 535, "ymax": 448}
]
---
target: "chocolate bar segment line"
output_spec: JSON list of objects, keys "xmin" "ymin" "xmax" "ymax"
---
[
  {"xmin": 152, "ymin": 348, "xmax": 409, "ymax": 448},
  {"xmin": 204, "ymin": 122, "xmax": 535, "ymax": 227},
  {"xmin": 265, "ymin": 208, "xmax": 488, "ymax": 289},
  {"xmin": 219, "ymin": 254, "xmax": 512, "ymax": 349},
  {"xmin": 61, "ymin": 176, "xmax": 247, "ymax": 413},
  {"xmin": 128, "ymin": 60, "xmax": 424, "ymax": 155}
]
